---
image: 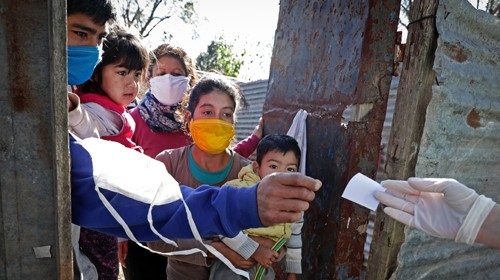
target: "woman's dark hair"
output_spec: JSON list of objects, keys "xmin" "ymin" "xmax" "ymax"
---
[
  {"xmin": 181, "ymin": 74, "xmax": 246, "ymax": 132},
  {"xmin": 150, "ymin": 44, "xmax": 197, "ymax": 87},
  {"xmin": 256, "ymin": 134, "xmax": 301, "ymax": 166},
  {"xmin": 79, "ymin": 26, "xmax": 149, "ymax": 95},
  {"xmin": 67, "ymin": 0, "xmax": 115, "ymax": 25}
]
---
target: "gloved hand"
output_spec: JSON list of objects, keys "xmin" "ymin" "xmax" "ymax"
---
[{"xmin": 375, "ymin": 177, "xmax": 495, "ymax": 244}]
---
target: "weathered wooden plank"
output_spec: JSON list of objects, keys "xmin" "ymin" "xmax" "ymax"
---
[{"xmin": 366, "ymin": 0, "xmax": 439, "ymax": 279}]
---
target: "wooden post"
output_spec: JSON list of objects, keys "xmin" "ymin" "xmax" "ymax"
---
[
  {"xmin": 366, "ymin": 0, "xmax": 439, "ymax": 279},
  {"xmin": 0, "ymin": 0, "xmax": 71, "ymax": 278}
]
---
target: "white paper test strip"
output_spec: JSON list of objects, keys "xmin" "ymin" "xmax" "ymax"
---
[{"xmin": 342, "ymin": 173, "xmax": 386, "ymax": 211}]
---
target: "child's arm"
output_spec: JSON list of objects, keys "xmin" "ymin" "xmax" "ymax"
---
[
  {"xmin": 232, "ymin": 117, "xmax": 263, "ymax": 158},
  {"xmin": 251, "ymin": 243, "xmax": 279, "ymax": 268},
  {"xmin": 68, "ymin": 97, "xmax": 122, "ymax": 139},
  {"xmin": 211, "ymin": 241, "xmax": 255, "ymax": 269},
  {"xmin": 285, "ymin": 213, "xmax": 304, "ymax": 274},
  {"xmin": 221, "ymin": 231, "xmax": 259, "ymax": 260},
  {"xmin": 221, "ymin": 232, "xmax": 280, "ymax": 268}
]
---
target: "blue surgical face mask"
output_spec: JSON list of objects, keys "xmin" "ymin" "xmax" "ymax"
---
[{"xmin": 67, "ymin": 46, "xmax": 101, "ymax": 85}]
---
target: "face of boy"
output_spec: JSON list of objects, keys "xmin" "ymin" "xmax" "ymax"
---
[
  {"xmin": 254, "ymin": 150, "xmax": 299, "ymax": 178},
  {"xmin": 66, "ymin": 13, "xmax": 107, "ymax": 85},
  {"xmin": 67, "ymin": 13, "xmax": 107, "ymax": 47}
]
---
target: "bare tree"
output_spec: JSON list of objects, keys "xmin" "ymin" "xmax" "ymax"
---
[{"xmin": 117, "ymin": 0, "xmax": 197, "ymax": 38}]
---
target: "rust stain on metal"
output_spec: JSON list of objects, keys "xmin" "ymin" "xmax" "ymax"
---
[
  {"xmin": 442, "ymin": 41, "xmax": 470, "ymax": 62},
  {"xmin": 264, "ymin": 0, "xmax": 400, "ymax": 278},
  {"xmin": 6, "ymin": 1, "xmax": 32, "ymax": 112},
  {"xmin": 466, "ymin": 108, "xmax": 482, "ymax": 128}
]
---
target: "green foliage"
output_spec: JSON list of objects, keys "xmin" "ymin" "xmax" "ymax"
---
[{"xmin": 196, "ymin": 39, "xmax": 245, "ymax": 77}]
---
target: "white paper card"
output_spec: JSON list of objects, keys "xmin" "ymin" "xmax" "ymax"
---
[
  {"xmin": 33, "ymin": 246, "xmax": 52, "ymax": 258},
  {"xmin": 342, "ymin": 173, "xmax": 386, "ymax": 211}
]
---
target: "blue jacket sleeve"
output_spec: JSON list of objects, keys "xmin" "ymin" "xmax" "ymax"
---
[{"xmin": 70, "ymin": 136, "xmax": 263, "ymax": 241}]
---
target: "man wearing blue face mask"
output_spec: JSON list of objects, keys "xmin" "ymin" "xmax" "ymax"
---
[{"xmin": 65, "ymin": 0, "xmax": 320, "ymax": 267}]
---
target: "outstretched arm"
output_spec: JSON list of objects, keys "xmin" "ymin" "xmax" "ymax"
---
[
  {"xmin": 70, "ymin": 136, "xmax": 320, "ymax": 241},
  {"xmin": 475, "ymin": 204, "xmax": 500, "ymax": 249},
  {"xmin": 375, "ymin": 177, "xmax": 498, "ymax": 249}
]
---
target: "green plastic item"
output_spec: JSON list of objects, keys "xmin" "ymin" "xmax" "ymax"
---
[{"xmin": 253, "ymin": 236, "xmax": 287, "ymax": 280}]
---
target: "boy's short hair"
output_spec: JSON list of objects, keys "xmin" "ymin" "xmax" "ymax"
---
[
  {"xmin": 256, "ymin": 134, "xmax": 301, "ymax": 165},
  {"xmin": 67, "ymin": 0, "xmax": 116, "ymax": 25}
]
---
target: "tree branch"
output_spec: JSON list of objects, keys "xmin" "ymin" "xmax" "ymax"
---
[
  {"xmin": 399, "ymin": 19, "xmax": 408, "ymax": 29},
  {"xmin": 139, "ymin": 0, "xmax": 164, "ymax": 36},
  {"xmin": 143, "ymin": 16, "xmax": 170, "ymax": 38}
]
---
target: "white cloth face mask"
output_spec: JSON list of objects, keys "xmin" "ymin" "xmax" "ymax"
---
[{"xmin": 150, "ymin": 74, "xmax": 189, "ymax": 105}]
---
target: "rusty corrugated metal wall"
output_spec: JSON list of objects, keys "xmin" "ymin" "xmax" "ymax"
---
[
  {"xmin": 262, "ymin": 1, "xmax": 400, "ymax": 278},
  {"xmin": 392, "ymin": 0, "xmax": 500, "ymax": 278}
]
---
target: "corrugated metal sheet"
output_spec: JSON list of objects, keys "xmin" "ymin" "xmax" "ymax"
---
[
  {"xmin": 363, "ymin": 76, "xmax": 400, "ymax": 266},
  {"xmin": 393, "ymin": 0, "xmax": 500, "ymax": 278},
  {"xmin": 234, "ymin": 79, "xmax": 268, "ymax": 142},
  {"xmin": 378, "ymin": 76, "xmax": 399, "ymax": 180}
]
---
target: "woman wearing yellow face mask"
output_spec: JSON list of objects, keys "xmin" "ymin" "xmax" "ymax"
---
[
  {"xmin": 152, "ymin": 74, "xmax": 257, "ymax": 280},
  {"xmin": 156, "ymin": 74, "xmax": 249, "ymax": 187}
]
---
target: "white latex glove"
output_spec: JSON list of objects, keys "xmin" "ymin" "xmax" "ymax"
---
[{"xmin": 375, "ymin": 177, "xmax": 495, "ymax": 244}]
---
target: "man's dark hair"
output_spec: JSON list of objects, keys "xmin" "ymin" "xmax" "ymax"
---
[
  {"xmin": 256, "ymin": 134, "xmax": 301, "ymax": 166},
  {"xmin": 67, "ymin": 0, "xmax": 116, "ymax": 25}
]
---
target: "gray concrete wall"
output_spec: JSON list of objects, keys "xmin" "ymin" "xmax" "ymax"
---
[
  {"xmin": 393, "ymin": 0, "xmax": 500, "ymax": 278},
  {"xmin": 0, "ymin": 0, "xmax": 72, "ymax": 278}
]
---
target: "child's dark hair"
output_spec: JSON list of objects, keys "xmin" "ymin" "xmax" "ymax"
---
[
  {"xmin": 67, "ymin": 0, "xmax": 115, "ymax": 25},
  {"xmin": 186, "ymin": 74, "xmax": 243, "ymax": 114},
  {"xmin": 150, "ymin": 44, "xmax": 197, "ymax": 87},
  {"xmin": 79, "ymin": 27, "xmax": 149, "ymax": 94},
  {"xmin": 256, "ymin": 134, "xmax": 301, "ymax": 165}
]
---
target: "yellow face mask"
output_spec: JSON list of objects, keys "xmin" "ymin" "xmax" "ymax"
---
[{"xmin": 189, "ymin": 119, "xmax": 236, "ymax": 154}]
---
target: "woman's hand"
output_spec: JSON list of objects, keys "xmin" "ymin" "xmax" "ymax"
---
[{"xmin": 375, "ymin": 177, "xmax": 496, "ymax": 244}]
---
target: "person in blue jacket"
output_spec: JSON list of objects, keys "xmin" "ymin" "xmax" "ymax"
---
[{"xmin": 66, "ymin": 0, "xmax": 321, "ymax": 242}]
